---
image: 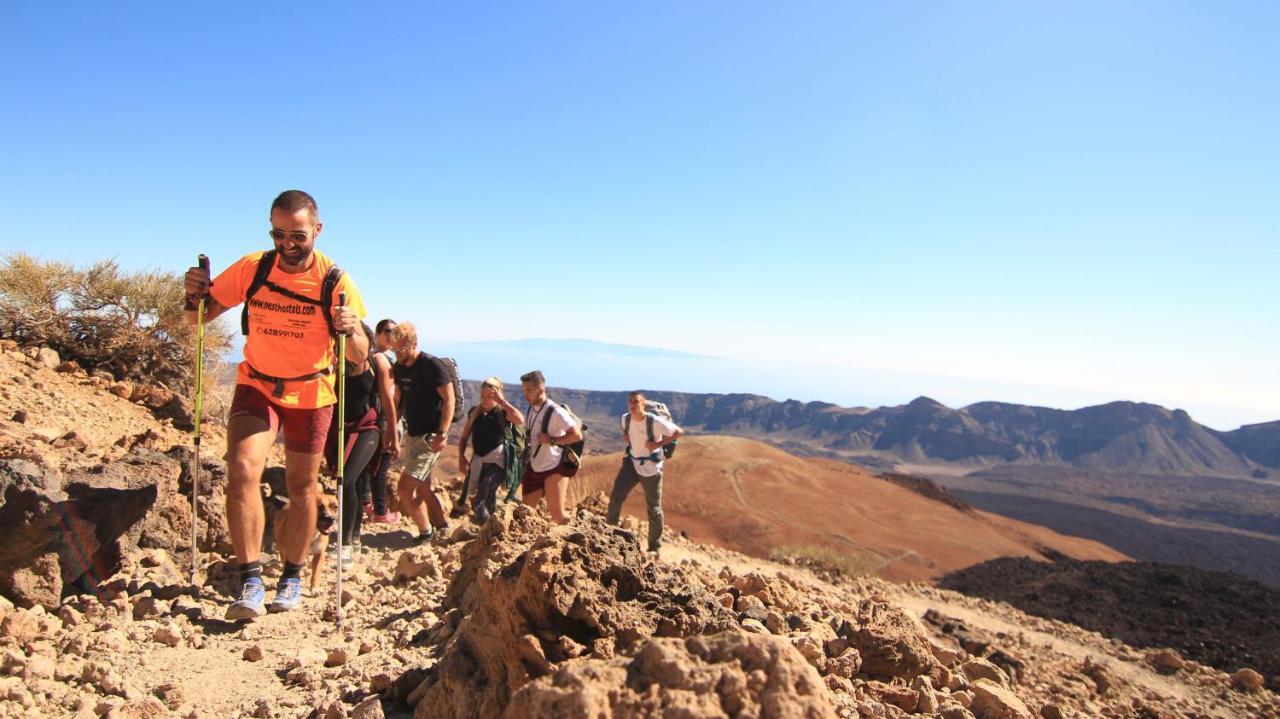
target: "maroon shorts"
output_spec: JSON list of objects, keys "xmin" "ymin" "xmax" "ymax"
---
[
  {"xmin": 229, "ymin": 384, "xmax": 333, "ymax": 454},
  {"xmin": 521, "ymin": 465, "xmax": 562, "ymax": 497}
]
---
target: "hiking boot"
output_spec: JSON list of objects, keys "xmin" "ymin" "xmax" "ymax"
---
[
  {"xmin": 371, "ymin": 511, "xmax": 400, "ymax": 524},
  {"xmin": 646, "ymin": 547, "xmax": 661, "ymax": 561},
  {"xmin": 266, "ymin": 577, "xmax": 304, "ymax": 613},
  {"xmin": 225, "ymin": 577, "xmax": 267, "ymax": 621}
]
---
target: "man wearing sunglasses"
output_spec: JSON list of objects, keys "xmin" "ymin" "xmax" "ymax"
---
[{"xmin": 184, "ymin": 189, "xmax": 369, "ymax": 621}]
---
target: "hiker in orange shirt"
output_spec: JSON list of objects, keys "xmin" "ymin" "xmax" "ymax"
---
[{"xmin": 184, "ymin": 189, "xmax": 368, "ymax": 621}]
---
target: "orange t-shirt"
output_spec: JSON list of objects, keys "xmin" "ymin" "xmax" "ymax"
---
[{"xmin": 210, "ymin": 250, "xmax": 367, "ymax": 409}]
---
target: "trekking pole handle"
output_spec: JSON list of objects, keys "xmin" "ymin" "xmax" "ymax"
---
[{"xmin": 185, "ymin": 254, "xmax": 210, "ymax": 310}]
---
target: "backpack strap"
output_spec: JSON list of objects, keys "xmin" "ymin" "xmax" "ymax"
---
[
  {"xmin": 241, "ymin": 250, "xmax": 345, "ymax": 337},
  {"xmin": 623, "ymin": 413, "xmax": 632, "ymax": 446},
  {"xmin": 645, "ymin": 413, "xmax": 656, "ymax": 444},
  {"xmin": 241, "ymin": 250, "xmax": 278, "ymax": 336}
]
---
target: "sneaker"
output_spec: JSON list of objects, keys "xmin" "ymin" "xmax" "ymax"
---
[
  {"xmin": 266, "ymin": 577, "xmax": 304, "ymax": 613},
  {"xmin": 361, "ymin": 501, "xmax": 374, "ymax": 517},
  {"xmin": 411, "ymin": 527, "xmax": 435, "ymax": 545},
  {"xmin": 647, "ymin": 547, "xmax": 661, "ymax": 561},
  {"xmin": 371, "ymin": 511, "xmax": 401, "ymax": 524},
  {"xmin": 225, "ymin": 577, "xmax": 266, "ymax": 621}
]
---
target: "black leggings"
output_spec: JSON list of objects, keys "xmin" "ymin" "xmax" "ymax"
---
[
  {"xmin": 370, "ymin": 448, "xmax": 393, "ymax": 515},
  {"xmin": 340, "ymin": 429, "xmax": 381, "ymax": 543}
]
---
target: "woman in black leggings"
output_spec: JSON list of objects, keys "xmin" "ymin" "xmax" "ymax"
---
[{"xmin": 327, "ymin": 323, "xmax": 384, "ymax": 566}]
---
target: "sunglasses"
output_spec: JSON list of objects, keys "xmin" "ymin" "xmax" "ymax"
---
[{"xmin": 268, "ymin": 229, "xmax": 311, "ymax": 243}]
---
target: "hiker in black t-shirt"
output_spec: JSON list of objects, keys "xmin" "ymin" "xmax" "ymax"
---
[
  {"xmin": 390, "ymin": 321, "xmax": 453, "ymax": 543},
  {"xmin": 456, "ymin": 376, "xmax": 525, "ymax": 523}
]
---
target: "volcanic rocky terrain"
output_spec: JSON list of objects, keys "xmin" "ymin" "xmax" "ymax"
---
[{"xmin": 1, "ymin": 343, "xmax": 1278, "ymax": 718}]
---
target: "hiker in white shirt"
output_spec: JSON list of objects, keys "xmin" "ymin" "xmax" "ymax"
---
[
  {"xmin": 519, "ymin": 370, "xmax": 583, "ymax": 524},
  {"xmin": 607, "ymin": 391, "xmax": 682, "ymax": 557}
]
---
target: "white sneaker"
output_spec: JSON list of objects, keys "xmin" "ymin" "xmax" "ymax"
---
[{"xmin": 339, "ymin": 545, "xmax": 356, "ymax": 568}]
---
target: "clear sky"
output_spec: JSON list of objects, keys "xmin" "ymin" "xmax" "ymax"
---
[{"xmin": 2, "ymin": 2, "xmax": 1276, "ymax": 430}]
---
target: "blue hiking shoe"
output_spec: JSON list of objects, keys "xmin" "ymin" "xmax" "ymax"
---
[
  {"xmin": 225, "ymin": 577, "xmax": 267, "ymax": 621},
  {"xmin": 266, "ymin": 577, "xmax": 303, "ymax": 613}
]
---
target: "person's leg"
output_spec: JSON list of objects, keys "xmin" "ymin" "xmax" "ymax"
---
[
  {"xmin": 640, "ymin": 471, "xmax": 664, "ymax": 552},
  {"xmin": 278, "ymin": 449, "xmax": 323, "ymax": 564},
  {"xmin": 341, "ymin": 429, "xmax": 380, "ymax": 544},
  {"xmin": 418, "ymin": 471, "xmax": 448, "ymax": 528},
  {"xmin": 398, "ymin": 471, "xmax": 429, "ymax": 532},
  {"xmin": 225, "ymin": 414, "xmax": 275, "ymax": 568},
  {"xmin": 606, "ymin": 460, "xmax": 639, "ymax": 526},
  {"xmin": 472, "ymin": 463, "xmax": 501, "ymax": 523},
  {"xmin": 371, "ymin": 449, "xmax": 392, "ymax": 516},
  {"xmin": 268, "ymin": 402, "xmax": 332, "ymax": 613},
  {"xmin": 544, "ymin": 474, "xmax": 570, "ymax": 524},
  {"xmin": 222, "ymin": 401, "xmax": 276, "ymax": 621}
]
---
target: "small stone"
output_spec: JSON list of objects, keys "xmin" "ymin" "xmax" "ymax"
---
[
  {"xmin": 10, "ymin": 410, "xmax": 27, "ymax": 424},
  {"xmin": 350, "ymin": 695, "xmax": 385, "ymax": 719},
  {"xmin": 153, "ymin": 622, "xmax": 183, "ymax": 647},
  {"xmin": 325, "ymin": 647, "xmax": 351, "ymax": 667},
  {"xmin": 969, "ymin": 678, "xmax": 1032, "ymax": 719},
  {"xmin": 1230, "ymin": 668, "xmax": 1265, "ymax": 691},
  {"xmin": 369, "ymin": 673, "xmax": 393, "ymax": 693},
  {"xmin": 1146, "ymin": 648, "xmax": 1185, "ymax": 675},
  {"xmin": 243, "ymin": 645, "xmax": 265, "ymax": 662},
  {"xmin": 740, "ymin": 618, "xmax": 768, "ymax": 634},
  {"xmin": 36, "ymin": 347, "xmax": 60, "ymax": 368}
]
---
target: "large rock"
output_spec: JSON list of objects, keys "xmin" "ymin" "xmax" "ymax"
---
[
  {"xmin": 505, "ymin": 631, "xmax": 834, "ymax": 718},
  {"xmin": 847, "ymin": 599, "xmax": 942, "ymax": 681},
  {"xmin": 409, "ymin": 504, "xmax": 735, "ymax": 718},
  {"xmin": 0, "ymin": 448, "xmax": 209, "ymax": 609}
]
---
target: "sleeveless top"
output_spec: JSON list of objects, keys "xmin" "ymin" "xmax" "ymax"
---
[
  {"xmin": 343, "ymin": 363, "xmax": 377, "ymax": 424},
  {"xmin": 470, "ymin": 406, "xmax": 505, "ymax": 457}
]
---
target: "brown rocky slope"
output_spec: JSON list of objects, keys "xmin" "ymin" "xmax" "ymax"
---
[{"xmin": 0, "ymin": 342, "xmax": 1278, "ymax": 718}]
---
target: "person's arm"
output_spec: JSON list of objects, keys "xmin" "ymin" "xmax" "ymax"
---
[
  {"xmin": 456, "ymin": 409, "xmax": 476, "ymax": 468},
  {"xmin": 495, "ymin": 394, "xmax": 525, "ymax": 426},
  {"xmin": 373, "ymin": 354, "xmax": 399, "ymax": 455},
  {"xmin": 183, "ymin": 262, "xmax": 234, "ymax": 324},
  {"xmin": 428, "ymin": 379, "xmax": 455, "ymax": 452},
  {"xmin": 646, "ymin": 425, "xmax": 683, "ymax": 452}
]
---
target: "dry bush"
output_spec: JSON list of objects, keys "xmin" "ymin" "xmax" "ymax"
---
[
  {"xmin": 0, "ymin": 252, "xmax": 232, "ymax": 388},
  {"xmin": 769, "ymin": 544, "xmax": 877, "ymax": 579}
]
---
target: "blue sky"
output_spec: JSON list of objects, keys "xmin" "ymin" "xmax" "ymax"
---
[{"xmin": 2, "ymin": 3, "xmax": 1276, "ymax": 430}]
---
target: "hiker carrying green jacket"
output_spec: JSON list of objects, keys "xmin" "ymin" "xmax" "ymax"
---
[
  {"xmin": 607, "ymin": 391, "xmax": 682, "ymax": 558},
  {"xmin": 456, "ymin": 377, "xmax": 525, "ymax": 523}
]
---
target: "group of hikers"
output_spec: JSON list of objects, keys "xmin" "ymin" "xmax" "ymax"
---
[{"xmin": 182, "ymin": 190, "xmax": 683, "ymax": 622}]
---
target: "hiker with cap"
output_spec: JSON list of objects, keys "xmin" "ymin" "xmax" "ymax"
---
[
  {"xmin": 364, "ymin": 318, "xmax": 401, "ymax": 524},
  {"xmin": 456, "ymin": 377, "xmax": 525, "ymax": 524},
  {"xmin": 325, "ymin": 322, "xmax": 389, "ymax": 567},
  {"xmin": 183, "ymin": 189, "xmax": 368, "ymax": 620},
  {"xmin": 390, "ymin": 321, "xmax": 453, "ymax": 543},
  {"xmin": 607, "ymin": 391, "xmax": 683, "ymax": 558},
  {"xmin": 519, "ymin": 370, "xmax": 584, "ymax": 524}
]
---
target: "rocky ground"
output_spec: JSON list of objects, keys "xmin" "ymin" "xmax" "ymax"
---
[
  {"xmin": 939, "ymin": 557, "xmax": 1280, "ymax": 683},
  {"xmin": 1, "ymin": 341, "xmax": 1278, "ymax": 718}
]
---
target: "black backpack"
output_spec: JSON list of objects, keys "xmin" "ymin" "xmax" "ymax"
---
[
  {"xmin": 240, "ymin": 249, "xmax": 345, "ymax": 337},
  {"xmin": 537, "ymin": 400, "xmax": 588, "ymax": 471},
  {"xmin": 426, "ymin": 354, "xmax": 466, "ymax": 425}
]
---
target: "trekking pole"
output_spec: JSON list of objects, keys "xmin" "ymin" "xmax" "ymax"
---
[
  {"xmin": 187, "ymin": 254, "xmax": 210, "ymax": 587},
  {"xmin": 334, "ymin": 292, "xmax": 347, "ymax": 628}
]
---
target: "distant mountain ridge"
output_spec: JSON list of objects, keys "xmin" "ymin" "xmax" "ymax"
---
[{"xmin": 466, "ymin": 381, "xmax": 1279, "ymax": 479}]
